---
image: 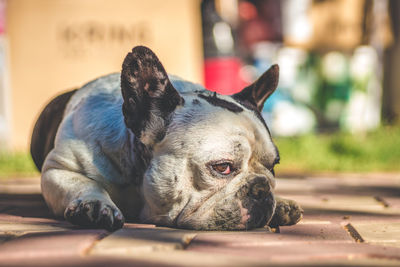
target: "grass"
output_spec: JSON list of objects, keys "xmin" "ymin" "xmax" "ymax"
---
[
  {"xmin": 274, "ymin": 125, "xmax": 400, "ymax": 174},
  {"xmin": 0, "ymin": 152, "xmax": 39, "ymax": 178},
  {"xmin": 0, "ymin": 126, "xmax": 399, "ymax": 178}
]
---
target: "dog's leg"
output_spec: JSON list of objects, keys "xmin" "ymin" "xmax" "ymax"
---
[
  {"xmin": 268, "ymin": 197, "xmax": 303, "ymax": 227},
  {"xmin": 42, "ymin": 167, "xmax": 124, "ymax": 231}
]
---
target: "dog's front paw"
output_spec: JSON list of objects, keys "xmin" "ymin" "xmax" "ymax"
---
[
  {"xmin": 64, "ymin": 199, "xmax": 125, "ymax": 231},
  {"xmin": 268, "ymin": 198, "xmax": 303, "ymax": 227}
]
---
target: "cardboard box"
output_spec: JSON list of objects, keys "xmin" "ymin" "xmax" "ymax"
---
[{"xmin": 6, "ymin": 0, "xmax": 203, "ymax": 150}]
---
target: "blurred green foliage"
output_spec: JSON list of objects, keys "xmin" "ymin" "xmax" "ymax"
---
[
  {"xmin": 275, "ymin": 126, "xmax": 400, "ymax": 173},
  {"xmin": 0, "ymin": 126, "xmax": 399, "ymax": 178},
  {"xmin": 0, "ymin": 152, "xmax": 38, "ymax": 178}
]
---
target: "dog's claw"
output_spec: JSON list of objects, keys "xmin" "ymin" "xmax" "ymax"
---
[
  {"xmin": 64, "ymin": 199, "xmax": 125, "ymax": 231},
  {"xmin": 268, "ymin": 198, "xmax": 303, "ymax": 228}
]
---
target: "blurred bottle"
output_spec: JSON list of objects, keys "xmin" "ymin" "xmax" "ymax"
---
[
  {"xmin": 0, "ymin": 0, "xmax": 9, "ymax": 149},
  {"xmin": 201, "ymin": 0, "xmax": 246, "ymax": 94}
]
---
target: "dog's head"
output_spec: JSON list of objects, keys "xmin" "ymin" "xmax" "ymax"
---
[{"xmin": 121, "ymin": 46, "xmax": 279, "ymax": 230}]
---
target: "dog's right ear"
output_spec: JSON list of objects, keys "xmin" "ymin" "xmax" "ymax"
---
[{"xmin": 121, "ymin": 46, "xmax": 183, "ymax": 147}]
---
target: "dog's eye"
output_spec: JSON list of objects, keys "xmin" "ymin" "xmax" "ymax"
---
[{"xmin": 212, "ymin": 163, "xmax": 232, "ymax": 175}]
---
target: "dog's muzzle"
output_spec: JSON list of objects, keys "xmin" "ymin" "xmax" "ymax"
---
[
  {"xmin": 237, "ymin": 176, "xmax": 276, "ymax": 229},
  {"xmin": 175, "ymin": 176, "xmax": 276, "ymax": 230}
]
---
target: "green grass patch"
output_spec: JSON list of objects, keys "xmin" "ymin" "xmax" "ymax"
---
[
  {"xmin": 0, "ymin": 126, "xmax": 399, "ymax": 177},
  {"xmin": 274, "ymin": 125, "xmax": 400, "ymax": 173},
  {"xmin": 0, "ymin": 152, "xmax": 39, "ymax": 178}
]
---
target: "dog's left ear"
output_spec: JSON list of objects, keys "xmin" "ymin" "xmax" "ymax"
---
[
  {"xmin": 233, "ymin": 64, "xmax": 279, "ymax": 112},
  {"xmin": 121, "ymin": 46, "xmax": 183, "ymax": 147}
]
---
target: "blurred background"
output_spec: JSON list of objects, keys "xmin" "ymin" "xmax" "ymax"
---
[{"xmin": 0, "ymin": 0, "xmax": 399, "ymax": 176}]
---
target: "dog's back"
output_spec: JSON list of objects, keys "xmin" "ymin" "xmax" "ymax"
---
[
  {"xmin": 30, "ymin": 73, "xmax": 204, "ymax": 172},
  {"xmin": 30, "ymin": 89, "xmax": 77, "ymax": 171}
]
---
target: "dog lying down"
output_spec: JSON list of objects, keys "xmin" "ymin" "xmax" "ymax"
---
[{"xmin": 30, "ymin": 46, "xmax": 303, "ymax": 231}]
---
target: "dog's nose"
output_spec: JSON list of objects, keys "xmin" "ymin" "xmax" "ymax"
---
[{"xmin": 249, "ymin": 177, "xmax": 271, "ymax": 201}]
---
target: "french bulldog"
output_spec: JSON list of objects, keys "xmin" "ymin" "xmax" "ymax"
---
[{"xmin": 31, "ymin": 46, "xmax": 303, "ymax": 231}]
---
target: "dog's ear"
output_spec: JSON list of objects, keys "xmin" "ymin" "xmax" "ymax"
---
[
  {"xmin": 121, "ymin": 46, "xmax": 183, "ymax": 147},
  {"xmin": 233, "ymin": 64, "xmax": 279, "ymax": 112}
]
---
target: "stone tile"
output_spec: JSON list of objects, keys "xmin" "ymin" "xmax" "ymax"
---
[
  {"xmin": 0, "ymin": 193, "xmax": 53, "ymax": 218},
  {"xmin": 124, "ymin": 223, "xmax": 157, "ymax": 229},
  {"xmin": 0, "ymin": 220, "xmax": 71, "ymax": 237},
  {"xmin": 188, "ymin": 221, "xmax": 400, "ymax": 263},
  {"xmin": 305, "ymin": 209, "xmax": 400, "ymax": 225},
  {"xmin": 90, "ymin": 227, "xmax": 197, "ymax": 256},
  {"xmin": 275, "ymin": 178, "xmax": 318, "ymax": 194},
  {"xmin": 0, "ymin": 177, "xmax": 41, "ymax": 194},
  {"xmin": 0, "ymin": 215, "xmax": 70, "ymax": 225},
  {"xmin": 276, "ymin": 176, "xmax": 400, "ymax": 198},
  {"xmin": 188, "ymin": 238, "xmax": 400, "ymax": 263},
  {"xmin": 0, "ymin": 230, "xmax": 108, "ymax": 261},
  {"xmin": 280, "ymin": 220, "xmax": 353, "ymax": 242},
  {"xmin": 281, "ymin": 194, "xmax": 400, "ymax": 216},
  {"xmin": 351, "ymin": 222, "xmax": 400, "ymax": 248},
  {"xmin": 91, "ymin": 250, "xmax": 265, "ymax": 267},
  {"xmin": 1, "ymin": 174, "xmax": 399, "ymax": 266},
  {"xmin": 304, "ymin": 258, "xmax": 400, "ymax": 266},
  {"xmin": 0, "ymin": 256, "xmax": 171, "ymax": 267},
  {"xmin": 189, "ymin": 224, "xmax": 351, "ymax": 249},
  {"xmin": 4, "ymin": 252, "xmax": 400, "ymax": 267},
  {"xmin": 0, "ymin": 234, "xmax": 14, "ymax": 244},
  {"xmin": 385, "ymin": 197, "xmax": 400, "ymax": 209},
  {"xmin": 0, "ymin": 214, "xmax": 23, "ymax": 221}
]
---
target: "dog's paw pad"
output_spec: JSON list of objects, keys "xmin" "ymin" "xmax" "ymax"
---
[
  {"xmin": 64, "ymin": 199, "xmax": 124, "ymax": 231},
  {"xmin": 269, "ymin": 198, "xmax": 303, "ymax": 227}
]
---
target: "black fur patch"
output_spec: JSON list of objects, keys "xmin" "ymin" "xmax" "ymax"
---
[
  {"xmin": 121, "ymin": 46, "xmax": 183, "ymax": 141},
  {"xmin": 30, "ymin": 89, "xmax": 77, "ymax": 171},
  {"xmin": 238, "ymin": 177, "xmax": 275, "ymax": 228},
  {"xmin": 198, "ymin": 94, "xmax": 243, "ymax": 113}
]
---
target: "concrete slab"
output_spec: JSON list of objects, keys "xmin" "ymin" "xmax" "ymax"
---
[
  {"xmin": 0, "ymin": 194, "xmax": 53, "ymax": 218},
  {"xmin": 276, "ymin": 176, "xmax": 400, "ymax": 198},
  {"xmin": 0, "ymin": 220, "xmax": 69, "ymax": 236},
  {"xmin": 351, "ymin": 222, "xmax": 400, "ymax": 248},
  {"xmin": 124, "ymin": 223, "xmax": 157, "ymax": 229},
  {"xmin": 0, "ymin": 234, "xmax": 14, "ymax": 244},
  {"xmin": 1, "ymin": 254, "xmax": 400, "ymax": 267},
  {"xmin": 279, "ymin": 194, "xmax": 400, "ymax": 217},
  {"xmin": 0, "ymin": 230, "xmax": 107, "ymax": 262},
  {"xmin": 90, "ymin": 227, "xmax": 197, "ymax": 256},
  {"xmin": 0, "ymin": 257, "xmax": 165, "ymax": 267},
  {"xmin": 0, "ymin": 175, "xmax": 399, "ymax": 266},
  {"xmin": 90, "ymin": 250, "xmax": 265, "ymax": 267},
  {"xmin": 0, "ymin": 214, "xmax": 69, "ymax": 225},
  {"xmin": 280, "ymin": 220, "xmax": 353, "ymax": 241},
  {"xmin": 385, "ymin": 196, "xmax": 400, "ymax": 209},
  {"xmin": 188, "ymin": 238, "xmax": 400, "ymax": 263},
  {"xmin": 0, "ymin": 177, "xmax": 41, "ymax": 194}
]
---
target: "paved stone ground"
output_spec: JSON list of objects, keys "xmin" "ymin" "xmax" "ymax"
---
[{"xmin": 0, "ymin": 174, "xmax": 399, "ymax": 266}]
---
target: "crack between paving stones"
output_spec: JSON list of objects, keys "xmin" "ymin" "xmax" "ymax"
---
[
  {"xmin": 0, "ymin": 233, "xmax": 19, "ymax": 242},
  {"xmin": 343, "ymin": 223, "xmax": 365, "ymax": 243},
  {"xmin": 81, "ymin": 231, "xmax": 111, "ymax": 256},
  {"xmin": 374, "ymin": 196, "xmax": 390, "ymax": 208},
  {"xmin": 181, "ymin": 233, "xmax": 197, "ymax": 249}
]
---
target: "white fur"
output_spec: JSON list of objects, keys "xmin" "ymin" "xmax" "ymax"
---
[{"xmin": 41, "ymin": 73, "xmax": 278, "ymax": 229}]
